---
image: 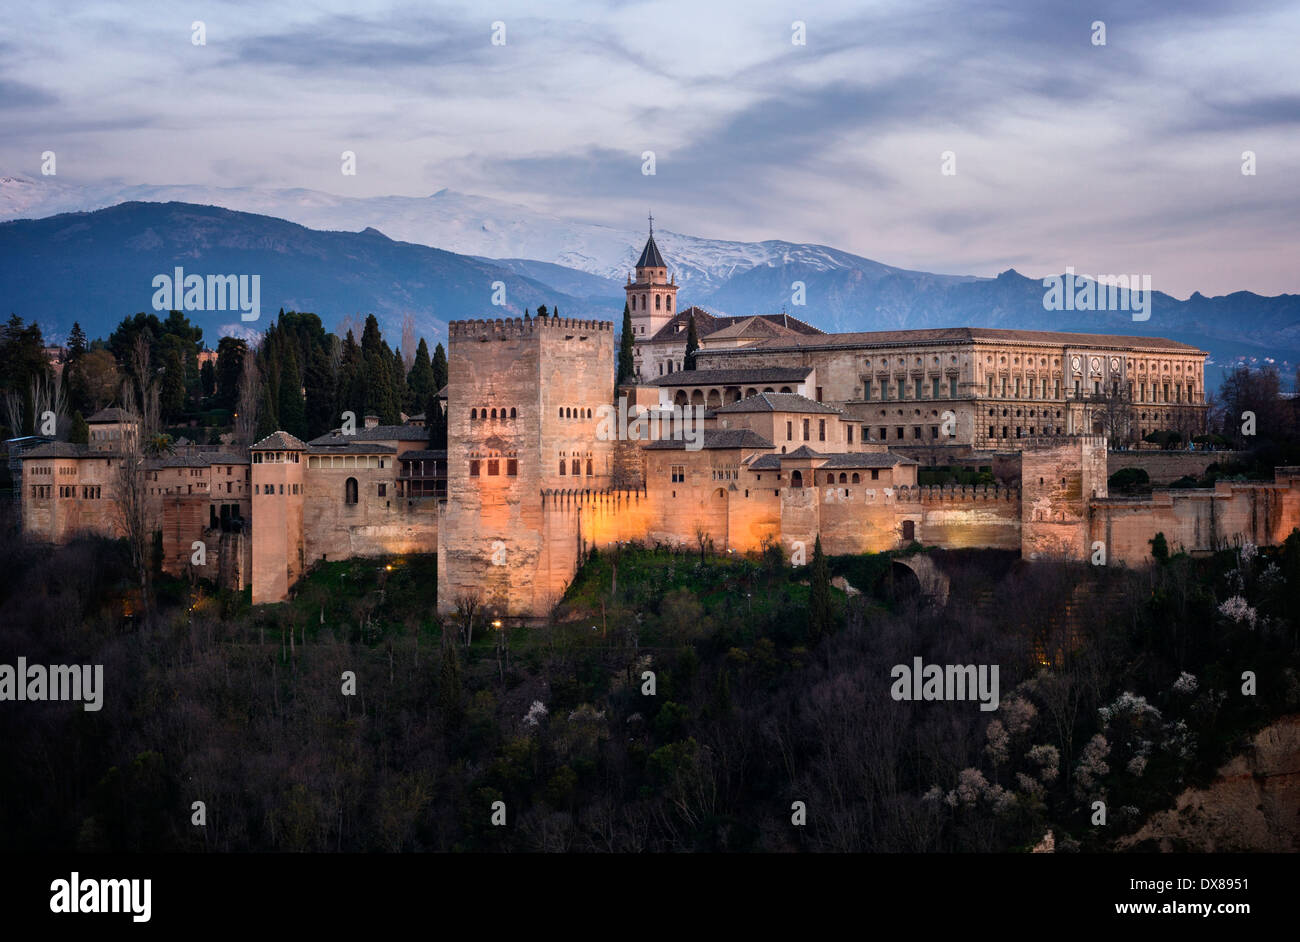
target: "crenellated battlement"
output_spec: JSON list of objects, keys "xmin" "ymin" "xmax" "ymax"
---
[
  {"xmin": 448, "ymin": 314, "xmax": 614, "ymax": 340},
  {"xmin": 914, "ymin": 483, "xmax": 1021, "ymax": 502},
  {"xmin": 1022, "ymin": 434, "xmax": 1108, "ymax": 450},
  {"xmin": 542, "ymin": 486, "xmax": 647, "ymax": 507}
]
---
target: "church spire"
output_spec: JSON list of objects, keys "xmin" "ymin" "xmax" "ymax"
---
[{"xmin": 636, "ymin": 213, "xmax": 666, "ymax": 270}]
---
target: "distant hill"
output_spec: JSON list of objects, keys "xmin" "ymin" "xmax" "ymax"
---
[
  {"xmin": 1, "ymin": 188, "xmax": 1297, "ymax": 388},
  {"xmin": 0, "ymin": 201, "xmax": 619, "ymax": 344}
]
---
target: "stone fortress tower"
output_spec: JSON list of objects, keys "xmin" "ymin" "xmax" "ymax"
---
[
  {"xmin": 1020, "ymin": 435, "xmax": 1109, "ymax": 559},
  {"xmin": 249, "ymin": 432, "xmax": 307, "ymax": 604},
  {"xmin": 625, "ymin": 215, "xmax": 679, "ymax": 341},
  {"xmin": 437, "ymin": 312, "xmax": 615, "ymax": 619}
]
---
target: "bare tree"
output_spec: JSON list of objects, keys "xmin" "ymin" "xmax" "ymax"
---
[
  {"xmin": 400, "ymin": 313, "xmax": 416, "ymax": 373},
  {"xmin": 452, "ymin": 589, "xmax": 482, "ymax": 647},
  {"xmin": 2, "ymin": 389, "xmax": 23, "ymax": 437},
  {"xmin": 235, "ymin": 350, "xmax": 261, "ymax": 445},
  {"xmin": 110, "ymin": 379, "xmax": 153, "ymax": 612},
  {"xmin": 30, "ymin": 372, "xmax": 69, "ymax": 438}
]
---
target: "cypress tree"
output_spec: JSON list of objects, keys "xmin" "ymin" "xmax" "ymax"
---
[
  {"xmin": 684, "ymin": 312, "xmax": 700, "ymax": 371},
  {"xmin": 255, "ymin": 382, "xmax": 278, "ymax": 439},
  {"xmin": 431, "ymin": 342, "xmax": 448, "ymax": 394},
  {"xmin": 69, "ymin": 410, "xmax": 89, "ymax": 445},
  {"xmin": 303, "ymin": 343, "xmax": 335, "ymax": 438},
  {"xmin": 277, "ymin": 342, "xmax": 307, "ymax": 438},
  {"xmin": 808, "ymin": 536, "xmax": 832, "ymax": 644},
  {"xmin": 407, "ymin": 338, "xmax": 435, "ymax": 409},
  {"xmin": 617, "ymin": 302, "xmax": 636, "ymax": 385},
  {"xmin": 390, "ymin": 345, "xmax": 406, "ymax": 420}
]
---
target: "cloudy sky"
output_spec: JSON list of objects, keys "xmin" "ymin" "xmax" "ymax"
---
[{"xmin": 3, "ymin": 0, "xmax": 1299, "ymax": 296}]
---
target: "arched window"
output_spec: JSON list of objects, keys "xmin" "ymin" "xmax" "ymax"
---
[
  {"xmin": 345, "ymin": 477, "xmax": 358, "ymax": 505},
  {"xmin": 667, "ymin": 296, "xmax": 672, "ymax": 311},
  {"xmin": 571, "ymin": 458, "xmax": 580, "ymax": 476},
  {"xmin": 559, "ymin": 460, "xmax": 566, "ymax": 475},
  {"xmin": 471, "ymin": 408, "xmax": 477, "ymax": 420},
  {"xmin": 839, "ymin": 473, "xmax": 847, "ymax": 483},
  {"xmin": 851, "ymin": 473, "xmax": 860, "ymax": 483},
  {"xmin": 655, "ymin": 294, "xmax": 661, "ymax": 310},
  {"xmin": 791, "ymin": 470, "xmax": 804, "ymax": 488},
  {"xmin": 586, "ymin": 408, "xmax": 593, "ymax": 419},
  {"xmin": 510, "ymin": 407, "xmax": 517, "ymax": 419},
  {"xmin": 490, "ymin": 408, "xmax": 497, "ymax": 419}
]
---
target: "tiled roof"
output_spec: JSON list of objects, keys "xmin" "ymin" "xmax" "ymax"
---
[
  {"xmin": 643, "ymin": 428, "xmax": 774, "ymax": 451},
  {"xmin": 87, "ymin": 407, "xmax": 132, "ymax": 423},
  {"xmin": 784, "ymin": 445, "xmax": 822, "ymax": 459},
  {"xmin": 398, "ymin": 449, "xmax": 447, "ymax": 461},
  {"xmin": 310, "ymin": 425, "xmax": 431, "ymax": 444},
  {"xmin": 711, "ymin": 392, "xmax": 842, "ymax": 415},
  {"xmin": 747, "ymin": 450, "xmax": 915, "ymax": 470},
  {"xmin": 819, "ymin": 452, "xmax": 918, "ymax": 468},
  {"xmin": 307, "ymin": 443, "xmax": 397, "ymax": 455},
  {"xmin": 650, "ymin": 367, "xmax": 811, "ymax": 387},
  {"xmin": 714, "ymin": 326, "xmax": 1202, "ymax": 354},
  {"xmin": 645, "ymin": 308, "xmax": 824, "ymax": 345},
  {"xmin": 21, "ymin": 442, "xmax": 96, "ymax": 458},
  {"xmin": 636, "ymin": 233, "xmax": 666, "ymax": 269},
  {"xmin": 250, "ymin": 431, "xmax": 309, "ymax": 451}
]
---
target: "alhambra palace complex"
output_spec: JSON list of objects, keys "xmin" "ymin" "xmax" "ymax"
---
[{"xmin": 18, "ymin": 228, "xmax": 1300, "ymax": 619}]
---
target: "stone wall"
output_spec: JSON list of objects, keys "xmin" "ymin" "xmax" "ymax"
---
[
  {"xmin": 916, "ymin": 484, "xmax": 1022, "ymax": 549},
  {"xmin": 1106, "ymin": 450, "xmax": 1246, "ymax": 485},
  {"xmin": 1093, "ymin": 467, "xmax": 1300, "ymax": 564}
]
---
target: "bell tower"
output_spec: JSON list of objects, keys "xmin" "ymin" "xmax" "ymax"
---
[{"xmin": 625, "ymin": 213, "xmax": 678, "ymax": 341}]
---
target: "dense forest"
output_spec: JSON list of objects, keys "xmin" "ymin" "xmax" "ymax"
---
[
  {"xmin": 0, "ymin": 503, "xmax": 1296, "ymax": 852},
  {"xmin": 0, "ymin": 309, "xmax": 451, "ymax": 460}
]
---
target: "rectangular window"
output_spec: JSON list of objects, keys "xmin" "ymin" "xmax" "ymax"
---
[
  {"xmin": 950, "ymin": 378, "xmax": 958, "ymax": 398},
  {"xmin": 815, "ymin": 386, "xmax": 823, "ymax": 402},
  {"xmin": 913, "ymin": 426, "xmax": 921, "ymax": 439},
  {"xmin": 586, "ymin": 459, "xmax": 593, "ymax": 476},
  {"xmin": 871, "ymin": 469, "xmax": 879, "ymax": 480},
  {"xmin": 802, "ymin": 419, "xmax": 810, "ymax": 441},
  {"xmin": 915, "ymin": 380, "xmax": 923, "ymax": 399},
  {"xmin": 377, "ymin": 483, "xmax": 386, "ymax": 497},
  {"xmin": 487, "ymin": 459, "xmax": 499, "ymax": 476},
  {"xmin": 507, "ymin": 459, "xmax": 518, "ymax": 476},
  {"xmin": 862, "ymin": 380, "xmax": 871, "ymax": 400},
  {"xmin": 896, "ymin": 427, "xmax": 904, "ymax": 439},
  {"xmin": 847, "ymin": 426, "xmax": 853, "ymax": 444},
  {"xmin": 470, "ymin": 460, "xmax": 481, "ymax": 476},
  {"xmin": 786, "ymin": 420, "xmax": 793, "ymax": 440},
  {"xmin": 571, "ymin": 459, "xmax": 580, "ymax": 476},
  {"xmin": 559, "ymin": 460, "xmax": 565, "ymax": 475},
  {"xmin": 880, "ymin": 427, "xmax": 887, "ymax": 440},
  {"xmin": 932, "ymin": 378, "xmax": 940, "ymax": 398},
  {"xmin": 930, "ymin": 426, "xmax": 938, "ymax": 439},
  {"xmin": 670, "ymin": 465, "xmax": 685, "ymax": 483},
  {"xmin": 818, "ymin": 419, "xmax": 826, "ymax": 441}
]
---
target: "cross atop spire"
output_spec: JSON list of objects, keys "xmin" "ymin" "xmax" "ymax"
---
[{"xmin": 648, "ymin": 210, "xmax": 654, "ymax": 237}]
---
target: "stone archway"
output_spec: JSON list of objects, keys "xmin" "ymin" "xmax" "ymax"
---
[
  {"xmin": 887, "ymin": 554, "xmax": 950, "ymax": 606},
  {"xmin": 706, "ymin": 389, "xmax": 722, "ymax": 409}
]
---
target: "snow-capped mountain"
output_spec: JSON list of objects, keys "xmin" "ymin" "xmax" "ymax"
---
[{"xmin": 0, "ymin": 174, "xmax": 968, "ymax": 296}]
